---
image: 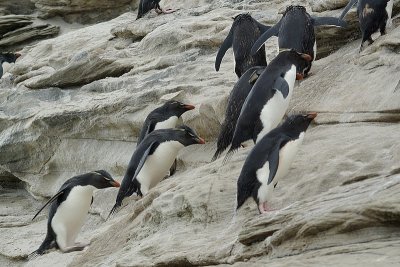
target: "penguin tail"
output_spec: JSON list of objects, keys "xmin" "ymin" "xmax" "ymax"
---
[
  {"xmin": 223, "ymin": 147, "xmax": 237, "ymax": 164},
  {"xmin": 107, "ymin": 202, "xmax": 121, "ymax": 220},
  {"xmin": 28, "ymin": 234, "xmax": 55, "ymax": 260},
  {"xmin": 212, "ymin": 121, "xmax": 235, "ymax": 162}
]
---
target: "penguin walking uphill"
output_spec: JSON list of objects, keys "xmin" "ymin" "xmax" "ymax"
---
[
  {"xmin": 251, "ymin": 5, "xmax": 347, "ymax": 75},
  {"xmin": 225, "ymin": 50, "xmax": 312, "ymax": 161},
  {"xmin": 109, "ymin": 125, "xmax": 205, "ymax": 218},
  {"xmin": 215, "ymin": 13, "xmax": 270, "ymax": 78},
  {"xmin": 138, "ymin": 100, "xmax": 195, "ymax": 175},
  {"xmin": 339, "ymin": 0, "xmax": 392, "ymax": 51},
  {"xmin": 236, "ymin": 113, "xmax": 317, "ymax": 214},
  {"xmin": 0, "ymin": 52, "xmax": 20, "ymax": 78},
  {"xmin": 136, "ymin": 0, "xmax": 176, "ymax": 19},
  {"xmin": 29, "ymin": 171, "xmax": 120, "ymax": 257},
  {"xmin": 212, "ymin": 66, "xmax": 266, "ymax": 161}
]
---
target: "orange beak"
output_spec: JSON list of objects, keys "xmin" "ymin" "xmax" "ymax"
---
[
  {"xmin": 301, "ymin": 53, "xmax": 312, "ymax": 62},
  {"xmin": 307, "ymin": 112, "xmax": 318, "ymax": 119},
  {"xmin": 15, "ymin": 52, "xmax": 21, "ymax": 58},
  {"xmin": 111, "ymin": 180, "xmax": 121, "ymax": 188},
  {"xmin": 197, "ymin": 137, "xmax": 205, "ymax": 144},
  {"xmin": 184, "ymin": 104, "xmax": 195, "ymax": 110},
  {"xmin": 296, "ymin": 73, "xmax": 304, "ymax": 80}
]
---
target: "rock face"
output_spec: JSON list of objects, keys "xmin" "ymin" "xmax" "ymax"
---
[
  {"xmin": 0, "ymin": 15, "xmax": 59, "ymax": 50},
  {"xmin": 31, "ymin": 0, "xmax": 137, "ymax": 24},
  {"xmin": 1, "ymin": 0, "xmax": 400, "ymax": 266}
]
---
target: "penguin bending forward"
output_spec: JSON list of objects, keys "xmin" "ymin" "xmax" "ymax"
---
[
  {"xmin": 340, "ymin": 0, "xmax": 392, "ymax": 51},
  {"xmin": 236, "ymin": 113, "xmax": 317, "ymax": 214},
  {"xmin": 215, "ymin": 13, "xmax": 270, "ymax": 78},
  {"xmin": 251, "ymin": 5, "xmax": 347, "ymax": 75},
  {"xmin": 225, "ymin": 50, "xmax": 312, "ymax": 161},
  {"xmin": 29, "ymin": 171, "xmax": 120, "ymax": 257},
  {"xmin": 0, "ymin": 52, "xmax": 20, "ymax": 78},
  {"xmin": 212, "ymin": 66, "xmax": 266, "ymax": 161},
  {"xmin": 138, "ymin": 100, "xmax": 195, "ymax": 176},
  {"xmin": 136, "ymin": 0, "xmax": 176, "ymax": 20},
  {"xmin": 109, "ymin": 125, "xmax": 205, "ymax": 217}
]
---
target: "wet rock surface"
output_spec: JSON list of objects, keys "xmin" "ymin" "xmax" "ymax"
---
[{"xmin": 0, "ymin": 0, "xmax": 400, "ymax": 266}]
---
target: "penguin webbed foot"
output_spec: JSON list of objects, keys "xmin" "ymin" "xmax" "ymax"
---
[
  {"xmin": 258, "ymin": 202, "xmax": 276, "ymax": 214},
  {"xmin": 60, "ymin": 243, "xmax": 89, "ymax": 253},
  {"xmin": 155, "ymin": 8, "xmax": 177, "ymax": 15}
]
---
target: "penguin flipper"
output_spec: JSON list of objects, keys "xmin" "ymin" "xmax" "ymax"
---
[
  {"xmin": 273, "ymin": 76, "xmax": 289, "ymax": 98},
  {"xmin": 312, "ymin": 16, "xmax": 347, "ymax": 28},
  {"xmin": 339, "ymin": 0, "xmax": 358, "ymax": 20},
  {"xmin": 255, "ymin": 21, "xmax": 271, "ymax": 34},
  {"xmin": 215, "ymin": 26, "xmax": 234, "ymax": 71},
  {"xmin": 32, "ymin": 191, "xmax": 64, "ymax": 221},
  {"xmin": 133, "ymin": 141, "xmax": 158, "ymax": 181},
  {"xmin": 251, "ymin": 21, "xmax": 281, "ymax": 55}
]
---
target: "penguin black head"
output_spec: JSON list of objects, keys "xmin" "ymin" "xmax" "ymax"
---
[
  {"xmin": 162, "ymin": 100, "xmax": 195, "ymax": 117},
  {"xmin": 279, "ymin": 49, "xmax": 312, "ymax": 79},
  {"xmin": 0, "ymin": 52, "xmax": 21, "ymax": 64},
  {"xmin": 281, "ymin": 112, "xmax": 317, "ymax": 135},
  {"xmin": 232, "ymin": 13, "xmax": 253, "ymax": 22},
  {"xmin": 176, "ymin": 125, "xmax": 205, "ymax": 146},
  {"xmin": 87, "ymin": 170, "xmax": 121, "ymax": 189},
  {"xmin": 283, "ymin": 5, "xmax": 307, "ymax": 16}
]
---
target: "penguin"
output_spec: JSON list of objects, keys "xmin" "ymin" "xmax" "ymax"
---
[
  {"xmin": 109, "ymin": 125, "xmax": 205, "ymax": 217},
  {"xmin": 215, "ymin": 13, "xmax": 270, "ymax": 78},
  {"xmin": 136, "ymin": 0, "xmax": 176, "ymax": 20},
  {"xmin": 236, "ymin": 113, "xmax": 317, "ymax": 214},
  {"xmin": 138, "ymin": 100, "xmax": 195, "ymax": 176},
  {"xmin": 339, "ymin": 0, "xmax": 392, "ymax": 51},
  {"xmin": 29, "ymin": 170, "xmax": 120, "ymax": 257},
  {"xmin": 212, "ymin": 65, "xmax": 266, "ymax": 161},
  {"xmin": 224, "ymin": 50, "xmax": 312, "ymax": 161},
  {"xmin": 0, "ymin": 52, "xmax": 20, "ymax": 78},
  {"xmin": 251, "ymin": 5, "xmax": 347, "ymax": 75}
]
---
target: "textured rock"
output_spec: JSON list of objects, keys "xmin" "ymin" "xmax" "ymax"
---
[
  {"xmin": 0, "ymin": 0, "xmax": 400, "ymax": 267},
  {"xmin": 31, "ymin": 0, "xmax": 137, "ymax": 24}
]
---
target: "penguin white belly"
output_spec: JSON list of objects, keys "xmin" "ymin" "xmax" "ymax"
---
[
  {"xmin": 51, "ymin": 186, "xmax": 94, "ymax": 249},
  {"xmin": 256, "ymin": 132, "xmax": 305, "ymax": 203},
  {"xmin": 256, "ymin": 65, "xmax": 296, "ymax": 142},
  {"xmin": 313, "ymin": 41, "xmax": 317, "ymax": 60},
  {"xmin": 154, "ymin": 116, "xmax": 178, "ymax": 130},
  {"xmin": 137, "ymin": 141, "xmax": 184, "ymax": 194},
  {"xmin": 386, "ymin": 0, "xmax": 393, "ymax": 28}
]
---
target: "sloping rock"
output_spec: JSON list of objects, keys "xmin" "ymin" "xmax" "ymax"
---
[
  {"xmin": 0, "ymin": 0, "xmax": 400, "ymax": 267},
  {"xmin": 0, "ymin": 15, "xmax": 32, "ymax": 35},
  {"xmin": 31, "ymin": 0, "xmax": 137, "ymax": 24},
  {"xmin": 0, "ymin": 24, "xmax": 59, "ymax": 48}
]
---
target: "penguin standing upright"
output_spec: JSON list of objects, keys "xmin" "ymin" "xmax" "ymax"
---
[
  {"xmin": 215, "ymin": 13, "xmax": 270, "ymax": 78},
  {"xmin": 251, "ymin": 5, "xmax": 347, "ymax": 75},
  {"xmin": 137, "ymin": 100, "xmax": 195, "ymax": 176},
  {"xmin": 30, "ymin": 171, "xmax": 120, "ymax": 257},
  {"xmin": 0, "ymin": 52, "xmax": 20, "ymax": 78},
  {"xmin": 212, "ymin": 66, "xmax": 266, "ymax": 161},
  {"xmin": 136, "ymin": 0, "xmax": 176, "ymax": 19},
  {"xmin": 236, "ymin": 113, "xmax": 317, "ymax": 214},
  {"xmin": 225, "ymin": 50, "xmax": 312, "ymax": 160},
  {"xmin": 339, "ymin": 0, "xmax": 392, "ymax": 51},
  {"xmin": 109, "ymin": 125, "xmax": 205, "ymax": 217}
]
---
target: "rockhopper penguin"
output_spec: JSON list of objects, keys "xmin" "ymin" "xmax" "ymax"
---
[
  {"xmin": 251, "ymin": 5, "xmax": 347, "ymax": 75},
  {"xmin": 236, "ymin": 113, "xmax": 317, "ymax": 214},
  {"xmin": 29, "ymin": 170, "xmax": 120, "ymax": 258},
  {"xmin": 339, "ymin": 0, "xmax": 392, "ymax": 51},
  {"xmin": 215, "ymin": 13, "xmax": 270, "ymax": 78},
  {"xmin": 224, "ymin": 50, "xmax": 312, "ymax": 161},
  {"xmin": 109, "ymin": 125, "xmax": 205, "ymax": 218}
]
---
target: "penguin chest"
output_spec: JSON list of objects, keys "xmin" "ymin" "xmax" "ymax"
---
[
  {"xmin": 51, "ymin": 185, "xmax": 94, "ymax": 247},
  {"xmin": 154, "ymin": 116, "xmax": 179, "ymax": 130},
  {"xmin": 256, "ymin": 132, "xmax": 304, "ymax": 203},
  {"xmin": 256, "ymin": 65, "xmax": 296, "ymax": 142},
  {"xmin": 137, "ymin": 141, "xmax": 184, "ymax": 194}
]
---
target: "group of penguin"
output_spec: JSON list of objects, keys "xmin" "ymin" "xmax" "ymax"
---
[{"xmin": 26, "ymin": 0, "xmax": 394, "ymax": 260}]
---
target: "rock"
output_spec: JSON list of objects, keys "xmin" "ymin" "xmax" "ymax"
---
[
  {"xmin": 0, "ymin": 24, "xmax": 59, "ymax": 48},
  {"xmin": 0, "ymin": 0, "xmax": 400, "ymax": 266},
  {"xmin": 0, "ymin": 15, "xmax": 32, "ymax": 35},
  {"xmin": 31, "ymin": 0, "xmax": 138, "ymax": 24}
]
